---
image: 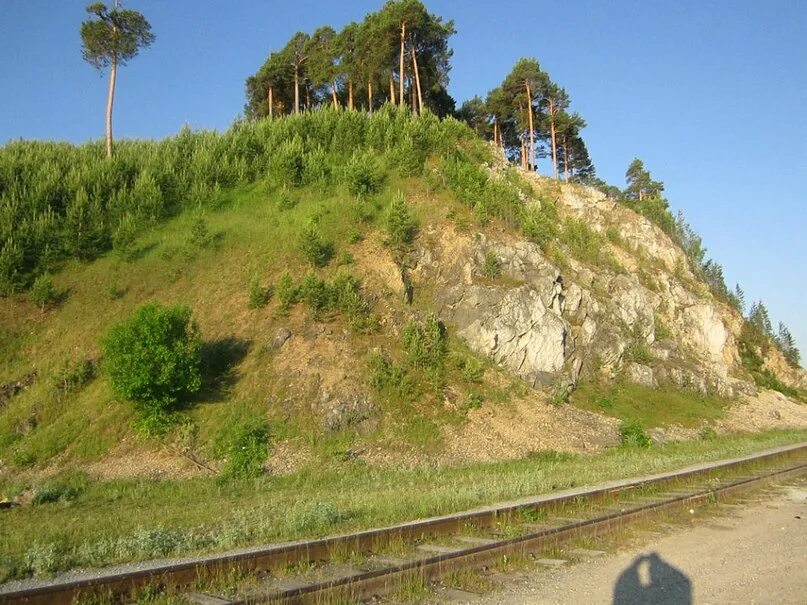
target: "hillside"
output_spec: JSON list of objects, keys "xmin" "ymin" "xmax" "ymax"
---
[{"xmin": 1, "ymin": 108, "xmax": 806, "ymax": 580}]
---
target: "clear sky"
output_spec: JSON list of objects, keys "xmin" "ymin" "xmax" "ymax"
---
[{"xmin": 1, "ymin": 1, "xmax": 805, "ymax": 355}]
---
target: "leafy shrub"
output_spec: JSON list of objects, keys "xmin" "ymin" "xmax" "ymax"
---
[
  {"xmin": 299, "ymin": 222, "xmax": 334, "ymax": 267},
  {"xmin": 403, "ymin": 313, "xmax": 447, "ymax": 371},
  {"xmin": 481, "ymin": 251, "xmax": 501, "ymax": 279},
  {"xmin": 455, "ymin": 355, "xmax": 485, "ymax": 383},
  {"xmin": 102, "ymin": 303, "xmax": 202, "ymax": 432},
  {"xmin": 561, "ymin": 218, "xmax": 618, "ymax": 269},
  {"xmin": 221, "ymin": 418, "xmax": 270, "ymax": 480},
  {"xmin": 619, "ymin": 420, "xmax": 652, "ymax": 448},
  {"xmin": 30, "ymin": 273, "xmax": 60, "ymax": 310},
  {"xmin": 386, "ymin": 194, "xmax": 418, "ymax": 251},
  {"xmin": 344, "ymin": 150, "xmax": 385, "ymax": 199},
  {"xmin": 368, "ymin": 351, "xmax": 415, "ymax": 401},
  {"xmin": 521, "ymin": 208, "xmax": 556, "ymax": 248},
  {"xmin": 247, "ymin": 277, "xmax": 271, "ymax": 309}
]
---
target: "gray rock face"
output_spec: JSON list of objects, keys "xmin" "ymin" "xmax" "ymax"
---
[
  {"xmin": 414, "ymin": 176, "xmax": 807, "ymax": 396},
  {"xmin": 625, "ymin": 363, "xmax": 656, "ymax": 388},
  {"xmin": 451, "ymin": 285, "xmax": 569, "ymax": 386}
]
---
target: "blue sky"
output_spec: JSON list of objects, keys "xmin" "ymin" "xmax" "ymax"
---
[{"xmin": 1, "ymin": 0, "xmax": 805, "ymax": 354}]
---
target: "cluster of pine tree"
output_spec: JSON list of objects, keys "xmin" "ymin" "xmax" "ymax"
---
[
  {"xmin": 457, "ymin": 59, "xmax": 594, "ymax": 183},
  {"xmin": 245, "ymin": 0, "xmax": 456, "ymax": 119}
]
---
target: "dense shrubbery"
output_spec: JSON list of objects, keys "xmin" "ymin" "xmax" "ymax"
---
[
  {"xmin": 101, "ymin": 303, "xmax": 202, "ymax": 432},
  {"xmin": 0, "ymin": 106, "xmax": 476, "ymax": 294}
]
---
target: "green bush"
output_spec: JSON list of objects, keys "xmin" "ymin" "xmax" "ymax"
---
[
  {"xmin": 101, "ymin": 303, "xmax": 202, "ymax": 431},
  {"xmin": 344, "ymin": 150, "xmax": 385, "ymax": 199},
  {"xmin": 299, "ymin": 222, "xmax": 334, "ymax": 267},
  {"xmin": 521, "ymin": 208, "xmax": 556, "ymax": 248},
  {"xmin": 189, "ymin": 216, "xmax": 214, "ymax": 248},
  {"xmin": 221, "ymin": 418, "xmax": 270, "ymax": 480},
  {"xmin": 403, "ymin": 313, "xmax": 447, "ymax": 371},
  {"xmin": 275, "ymin": 271, "xmax": 298, "ymax": 315},
  {"xmin": 386, "ymin": 194, "xmax": 418, "ymax": 251},
  {"xmin": 368, "ymin": 351, "xmax": 415, "ymax": 401},
  {"xmin": 298, "ymin": 270, "xmax": 331, "ymax": 320},
  {"xmin": 247, "ymin": 277, "xmax": 271, "ymax": 309},
  {"xmin": 31, "ymin": 474, "xmax": 88, "ymax": 506},
  {"xmin": 619, "ymin": 420, "xmax": 652, "ymax": 448},
  {"xmin": 30, "ymin": 273, "xmax": 60, "ymax": 310},
  {"xmin": 561, "ymin": 218, "xmax": 618, "ymax": 269},
  {"xmin": 481, "ymin": 250, "xmax": 501, "ymax": 278}
]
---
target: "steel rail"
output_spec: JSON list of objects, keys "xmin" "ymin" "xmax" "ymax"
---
[{"xmin": 1, "ymin": 442, "xmax": 804, "ymax": 605}]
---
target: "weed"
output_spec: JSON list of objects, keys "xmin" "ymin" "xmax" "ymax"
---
[
  {"xmin": 481, "ymin": 250, "xmax": 501, "ymax": 278},
  {"xmin": 619, "ymin": 420, "xmax": 652, "ymax": 448},
  {"xmin": 220, "ymin": 418, "xmax": 270, "ymax": 480}
]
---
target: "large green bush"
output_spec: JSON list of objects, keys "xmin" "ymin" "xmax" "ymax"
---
[{"xmin": 102, "ymin": 303, "xmax": 202, "ymax": 429}]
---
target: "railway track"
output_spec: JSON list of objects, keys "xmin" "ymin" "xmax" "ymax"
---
[{"xmin": 2, "ymin": 442, "xmax": 805, "ymax": 605}]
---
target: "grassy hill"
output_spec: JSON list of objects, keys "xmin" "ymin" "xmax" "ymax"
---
[{"xmin": 1, "ymin": 107, "xmax": 805, "ymax": 581}]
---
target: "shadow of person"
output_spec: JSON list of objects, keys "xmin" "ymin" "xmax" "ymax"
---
[{"xmin": 613, "ymin": 552, "xmax": 692, "ymax": 605}]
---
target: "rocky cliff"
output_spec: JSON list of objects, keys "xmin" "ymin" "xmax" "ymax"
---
[{"xmin": 412, "ymin": 174, "xmax": 805, "ymax": 401}]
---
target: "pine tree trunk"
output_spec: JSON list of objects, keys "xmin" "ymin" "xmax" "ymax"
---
[
  {"xmin": 410, "ymin": 75, "xmax": 415, "ymax": 111},
  {"xmin": 105, "ymin": 56, "xmax": 117, "ymax": 158},
  {"xmin": 549, "ymin": 100, "xmax": 558, "ymax": 179},
  {"xmin": 412, "ymin": 43, "xmax": 423, "ymax": 114},
  {"xmin": 525, "ymin": 81, "xmax": 535, "ymax": 172},
  {"xmin": 399, "ymin": 21, "xmax": 406, "ymax": 107},
  {"xmin": 368, "ymin": 80, "xmax": 373, "ymax": 113},
  {"xmin": 389, "ymin": 74, "xmax": 396, "ymax": 105},
  {"xmin": 332, "ymin": 81, "xmax": 338, "ymax": 109},
  {"xmin": 562, "ymin": 136, "xmax": 570, "ymax": 181},
  {"xmin": 348, "ymin": 79, "xmax": 354, "ymax": 110},
  {"xmin": 294, "ymin": 67, "xmax": 300, "ymax": 114},
  {"xmin": 268, "ymin": 86, "xmax": 273, "ymax": 119},
  {"xmin": 305, "ymin": 85, "xmax": 310, "ymax": 111}
]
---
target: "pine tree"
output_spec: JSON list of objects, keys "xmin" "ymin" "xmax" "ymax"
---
[
  {"xmin": 80, "ymin": 2, "xmax": 155, "ymax": 158},
  {"xmin": 624, "ymin": 159, "xmax": 664, "ymax": 201},
  {"xmin": 776, "ymin": 322, "xmax": 800, "ymax": 366}
]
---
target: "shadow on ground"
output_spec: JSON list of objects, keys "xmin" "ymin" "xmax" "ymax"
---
[{"xmin": 612, "ymin": 552, "xmax": 691, "ymax": 604}]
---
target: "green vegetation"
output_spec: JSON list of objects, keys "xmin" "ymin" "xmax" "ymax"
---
[
  {"xmin": 571, "ymin": 381, "xmax": 730, "ymax": 428},
  {"xmin": 618, "ymin": 420, "xmax": 651, "ymax": 448},
  {"xmin": 0, "ymin": 106, "xmax": 478, "ymax": 296},
  {"xmin": 481, "ymin": 250, "xmax": 501, "ymax": 278},
  {"xmin": 102, "ymin": 303, "xmax": 202, "ymax": 434},
  {"xmin": 29, "ymin": 273, "xmax": 61, "ymax": 310},
  {"xmin": 385, "ymin": 193, "xmax": 418, "ymax": 251},
  {"xmin": 0, "ymin": 429, "xmax": 803, "ymax": 581}
]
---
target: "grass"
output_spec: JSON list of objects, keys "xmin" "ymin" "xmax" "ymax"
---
[
  {"xmin": 0, "ymin": 428, "xmax": 804, "ymax": 581},
  {"xmin": 570, "ymin": 380, "xmax": 731, "ymax": 428}
]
